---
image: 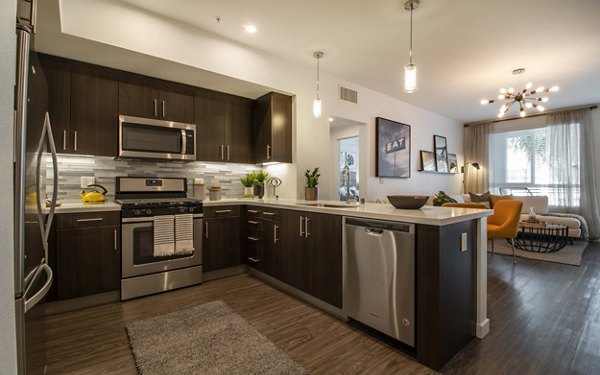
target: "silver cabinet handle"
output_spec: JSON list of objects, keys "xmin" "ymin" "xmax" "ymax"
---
[
  {"xmin": 247, "ymin": 220, "xmax": 260, "ymax": 225},
  {"xmin": 247, "ymin": 209, "xmax": 258, "ymax": 214},
  {"xmin": 274, "ymin": 224, "xmax": 279, "ymax": 243},
  {"xmin": 153, "ymin": 99, "xmax": 158, "ymax": 117},
  {"xmin": 263, "ymin": 212, "xmax": 275, "ymax": 216},
  {"xmin": 205, "ymin": 221, "xmax": 208, "ymax": 239},
  {"xmin": 247, "ymin": 237, "xmax": 260, "ymax": 241},
  {"xmin": 267, "ymin": 144, "xmax": 271, "ymax": 160},
  {"xmin": 162, "ymin": 100, "xmax": 166, "ymax": 118},
  {"xmin": 305, "ymin": 217, "xmax": 310, "ymax": 238},
  {"xmin": 62, "ymin": 130, "xmax": 67, "ymax": 151},
  {"xmin": 226, "ymin": 145, "xmax": 230, "ymax": 160},
  {"xmin": 299, "ymin": 216, "xmax": 304, "ymax": 237},
  {"xmin": 73, "ymin": 130, "xmax": 78, "ymax": 151},
  {"xmin": 114, "ymin": 229, "xmax": 118, "ymax": 251},
  {"xmin": 220, "ymin": 145, "xmax": 224, "ymax": 160},
  {"xmin": 247, "ymin": 257, "xmax": 259, "ymax": 263},
  {"xmin": 215, "ymin": 209, "xmax": 232, "ymax": 214},
  {"xmin": 76, "ymin": 218, "xmax": 103, "ymax": 222}
]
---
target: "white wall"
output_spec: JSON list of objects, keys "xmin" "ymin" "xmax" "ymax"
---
[
  {"xmin": 40, "ymin": 0, "xmax": 463, "ymax": 202},
  {"xmin": 0, "ymin": 0, "xmax": 17, "ymax": 372}
]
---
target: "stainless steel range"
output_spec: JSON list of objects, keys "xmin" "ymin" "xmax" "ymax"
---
[{"xmin": 116, "ymin": 177, "xmax": 203, "ymax": 300}]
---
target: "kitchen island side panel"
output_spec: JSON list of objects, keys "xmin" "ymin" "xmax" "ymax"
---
[{"xmin": 416, "ymin": 219, "xmax": 477, "ymax": 370}]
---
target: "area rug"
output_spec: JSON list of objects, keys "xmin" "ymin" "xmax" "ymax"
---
[
  {"xmin": 126, "ymin": 300, "xmax": 307, "ymax": 375},
  {"xmin": 487, "ymin": 239, "xmax": 588, "ymax": 266}
]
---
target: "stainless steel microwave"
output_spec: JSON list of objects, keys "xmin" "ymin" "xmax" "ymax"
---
[{"xmin": 118, "ymin": 115, "xmax": 196, "ymax": 161}]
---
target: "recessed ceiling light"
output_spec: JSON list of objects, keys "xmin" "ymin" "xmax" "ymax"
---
[{"xmin": 244, "ymin": 25, "xmax": 257, "ymax": 33}]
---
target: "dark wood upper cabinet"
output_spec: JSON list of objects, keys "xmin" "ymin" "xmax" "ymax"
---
[
  {"xmin": 252, "ymin": 92, "xmax": 293, "ymax": 164},
  {"xmin": 194, "ymin": 88, "xmax": 252, "ymax": 163},
  {"xmin": 70, "ymin": 62, "xmax": 118, "ymax": 157},
  {"xmin": 118, "ymin": 72, "xmax": 194, "ymax": 123},
  {"xmin": 37, "ymin": 54, "xmax": 70, "ymax": 152}
]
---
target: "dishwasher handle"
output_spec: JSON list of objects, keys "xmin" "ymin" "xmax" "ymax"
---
[
  {"xmin": 365, "ymin": 228, "xmax": 384, "ymax": 236},
  {"xmin": 345, "ymin": 217, "xmax": 414, "ymax": 234}
]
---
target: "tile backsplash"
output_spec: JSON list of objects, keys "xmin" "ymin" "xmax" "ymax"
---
[{"xmin": 47, "ymin": 154, "xmax": 260, "ymax": 200}]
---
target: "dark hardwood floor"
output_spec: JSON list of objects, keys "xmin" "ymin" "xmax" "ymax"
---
[{"xmin": 36, "ymin": 243, "xmax": 600, "ymax": 374}]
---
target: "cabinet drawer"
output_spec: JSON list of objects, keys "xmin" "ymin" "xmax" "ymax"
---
[
  {"xmin": 204, "ymin": 205, "xmax": 240, "ymax": 218},
  {"xmin": 57, "ymin": 211, "xmax": 120, "ymax": 229},
  {"xmin": 261, "ymin": 208, "xmax": 280, "ymax": 222}
]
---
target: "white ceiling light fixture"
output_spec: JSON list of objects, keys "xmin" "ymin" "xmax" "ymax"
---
[
  {"xmin": 243, "ymin": 24, "xmax": 257, "ymax": 33},
  {"xmin": 313, "ymin": 51, "xmax": 324, "ymax": 118},
  {"xmin": 481, "ymin": 68, "xmax": 559, "ymax": 118},
  {"xmin": 404, "ymin": 0, "xmax": 419, "ymax": 93}
]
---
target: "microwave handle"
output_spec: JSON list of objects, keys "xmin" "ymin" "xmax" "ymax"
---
[{"xmin": 181, "ymin": 129, "xmax": 186, "ymax": 155}]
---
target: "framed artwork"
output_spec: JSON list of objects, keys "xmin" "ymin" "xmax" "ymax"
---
[
  {"xmin": 420, "ymin": 150, "xmax": 436, "ymax": 172},
  {"xmin": 434, "ymin": 135, "xmax": 449, "ymax": 173},
  {"xmin": 376, "ymin": 117, "xmax": 411, "ymax": 178},
  {"xmin": 448, "ymin": 153, "xmax": 458, "ymax": 173}
]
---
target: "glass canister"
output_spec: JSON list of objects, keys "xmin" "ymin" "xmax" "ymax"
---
[
  {"xmin": 209, "ymin": 186, "xmax": 221, "ymax": 201},
  {"xmin": 193, "ymin": 178, "xmax": 205, "ymax": 200}
]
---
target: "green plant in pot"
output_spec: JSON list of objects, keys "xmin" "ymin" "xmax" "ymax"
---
[
  {"xmin": 304, "ymin": 167, "xmax": 320, "ymax": 201},
  {"xmin": 251, "ymin": 170, "xmax": 270, "ymax": 199},
  {"xmin": 432, "ymin": 191, "xmax": 456, "ymax": 206},
  {"xmin": 240, "ymin": 174, "xmax": 255, "ymax": 198}
]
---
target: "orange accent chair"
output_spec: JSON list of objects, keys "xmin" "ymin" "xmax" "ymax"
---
[
  {"xmin": 487, "ymin": 200, "xmax": 523, "ymax": 264},
  {"xmin": 441, "ymin": 203, "xmax": 487, "ymax": 209}
]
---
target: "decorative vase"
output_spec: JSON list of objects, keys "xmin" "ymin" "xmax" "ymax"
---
[
  {"xmin": 244, "ymin": 186, "xmax": 253, "ymax": 196},
  {"xmin": 305, "ymin": 187, "xmax": 319, "ymax": 201},
  {"xmin": 253, "ymin": 184, "xmax": 265, "ymax": 199}
]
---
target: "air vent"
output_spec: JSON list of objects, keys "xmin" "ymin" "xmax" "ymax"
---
[{"xmin": 340, "ymin": 86, "xmax": 358, "ymax": 104}]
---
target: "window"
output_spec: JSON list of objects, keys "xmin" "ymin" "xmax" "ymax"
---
[{"xmin": 489, "ymin": 125, "xmax": 580, "ymax": 207}]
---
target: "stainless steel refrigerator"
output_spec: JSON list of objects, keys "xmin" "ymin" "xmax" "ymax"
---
[{"xmin": 14, "ymin": 1, "xmax": 59, "ymax": 373}]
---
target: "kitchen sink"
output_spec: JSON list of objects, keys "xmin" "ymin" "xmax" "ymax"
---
[{"xmin": 295, "ymin": 202, "xmax": 359, "ymax": 209}]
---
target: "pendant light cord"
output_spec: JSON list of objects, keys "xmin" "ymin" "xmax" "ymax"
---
[
  {"xmin": 316, "ymin": 55, "xmax": 320, "ymax": 99},
  {"xmin": 409, "ymin": 4, "xmax": 413, "ymax": 64}
]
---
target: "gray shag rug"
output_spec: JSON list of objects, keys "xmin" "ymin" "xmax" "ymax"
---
[
  {"xmin": 126, "ymin": 300, "xmax": 307, "ymax": 374},
  {"xmin": 488, "ymin": 239, "xmax": 588, "ymax": 266}
]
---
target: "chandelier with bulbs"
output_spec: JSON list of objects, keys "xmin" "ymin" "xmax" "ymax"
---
[{"xmin": 480, "ymin": 68, "xmax": 559, "ymax": 118}]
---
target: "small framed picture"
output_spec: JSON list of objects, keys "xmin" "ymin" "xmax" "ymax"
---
[
  {"xmin": 448, "ymin": 153, "xmax": 458, "ymax": 173},
  {"xmin": 434, "ymin": 135, "xmax": 449, "ymax": 173},
  {"xmin": 420, "ymin": 150, "xmax": 436, "ymax": 172}
]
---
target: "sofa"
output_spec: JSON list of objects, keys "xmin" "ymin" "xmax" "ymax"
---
[{"xmin": 437, "ymin": 194, "xmax": 584, "ymax": 239}]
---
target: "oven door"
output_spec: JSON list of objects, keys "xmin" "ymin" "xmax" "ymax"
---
[{"xmin": 121, "ymin": 216, "xmax": 203, "ymax": 278}]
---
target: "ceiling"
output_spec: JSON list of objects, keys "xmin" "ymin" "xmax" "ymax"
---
[{"xmin": 55, "ymin": 0, "xmax": 600, "ymax": 122}]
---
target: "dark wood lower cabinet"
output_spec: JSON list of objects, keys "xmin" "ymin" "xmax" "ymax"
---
[
  {"xmin": 279, "ymin": 209, "xmax": 342, "ymax": 308},
  {"xmin": 203, "ymin": 206, "xmax": 242, "ymax": 272},
  {"xmin": 56, "ymin": 225, "xmax": 120, "ymax": 300}
]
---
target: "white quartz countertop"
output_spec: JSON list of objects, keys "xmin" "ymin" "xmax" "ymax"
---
[
  {"xmin": 49, "ymin": 198, "xmax": 491, "ymax": 225},
  {"xmin": 49, "ymin": 200, "xmax": 122, "ymax": 213},
  {"xmin": 204, "ymin": 198, "xmax": 493, "ymax": 226}
]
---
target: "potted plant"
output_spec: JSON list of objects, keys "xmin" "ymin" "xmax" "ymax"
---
[
  {"xmin": 304, "ymin": 167, "xmax": 320, "ymax": 201},
  {"xmin": 252, "ymin": 170, "xmax": 270, "ymax": 199},
  {"xmin": 432, "ymin": 191, "xmax": 456, "ymax": 206},
  {"xmin": 240, "ymin": 174, "xmax": 255, "ymax": 197}
]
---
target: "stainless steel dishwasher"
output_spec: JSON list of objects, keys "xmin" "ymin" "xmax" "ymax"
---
[{"xmin": 343, "ymin": 217, "xmax": 415, "ymax": 347}]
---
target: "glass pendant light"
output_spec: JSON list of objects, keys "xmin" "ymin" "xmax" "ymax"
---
[
  {"xmin": 313, "ymin": 51, "xmax": 323, "ymax": 118},
  {"xmin": 404, "ymin": 0, "xmax": 419, "ymax": 93}
]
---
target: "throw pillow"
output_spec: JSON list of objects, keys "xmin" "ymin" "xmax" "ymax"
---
[
  {"xmin": 490, "ymin": 194, "xmax": 514, "ymax": 208},
  {"xmin": 469, "ymin": 191, "xmax": 491, "ymax": 208}
]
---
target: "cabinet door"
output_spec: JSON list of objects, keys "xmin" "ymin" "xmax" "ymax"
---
[
  {"xmin": 251, "ymin": 93, "xmax": 270, "ymax": 163},
  {"xmin": 225, "ymin": 95, "xmax": 252, "ymax": 163},
  {"xmin": 118, "ymin": 72, "xmax": 159, "ymax": 119},
  {"xmin": 56, "ymin": 225, "xmax": 120, "ymax": 300},
  {"xmin": 158, "ymin": 80, "xmax": 194, "ymax": 123},
  {"xmin": 262, "ymin": 220, "xmax": 281, "ymax": 279},
  {"xmin": 203, "ymin": 216, "xmax": 241, "ymax": 272},
  {"xmin": 280, "ymin": 210, "xmax": 306, "ymax": 291},
  {"xmin": 270, "ymin": 92, "xmax": 293, "ymax": 163},
  {"xmin": 304, "ymin": 213, "xmax": 343, "ymax": 308},
  {"xmin": 70, "ymin": 62, "xmax": 118, "ymax": 156},
  {"xmin": 38, "ymin": 54, "xmax": 70, "ymax": 153},
  {"xmin": 194, "ymin": 88, "xmax": 226, "ymax": 161}
]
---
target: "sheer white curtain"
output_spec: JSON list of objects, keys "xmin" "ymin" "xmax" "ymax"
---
[
  {"xmin": 546, "ymin": 109, "xmax": 600, "ymax": 239},
  {"xmin": 463, "ymin": 121, "xmax": 492, "ymax": 193}
]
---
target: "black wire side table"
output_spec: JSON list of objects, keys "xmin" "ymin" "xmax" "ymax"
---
[{"xmin": 513, "ymin": 221, "xmax": 569, "ymax": 252}]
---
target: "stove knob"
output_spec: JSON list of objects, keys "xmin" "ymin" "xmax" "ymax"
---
[
  {"xmin": 134, "ymin": 209, "xmax": 141, "ymax": 216},
  {"xmin": 189, "ymin": 207, "xmax": 195, "ymax": 213},
  {"xmin": 145, "ymin": 209, "xmax": 152, "ymax": 215},
  {"xmin": 179, "ymin": 207, "xmax": 186, "ymax": 213}
]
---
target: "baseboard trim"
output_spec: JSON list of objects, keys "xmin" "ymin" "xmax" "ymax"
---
[
  {"xmin": 203, "ymin": 265, "xmax": 247, "ymax": 282},
  {"xmin": 38, "ymin": 291, "xmax": 120, "ymax": 317}
]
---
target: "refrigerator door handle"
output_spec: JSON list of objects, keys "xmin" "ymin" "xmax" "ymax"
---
[{"xmin": 24, "ymin": 263, "xmax": 53, "ymax": 313}]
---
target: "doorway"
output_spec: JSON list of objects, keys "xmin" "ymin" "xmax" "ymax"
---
[{"xmin": 329, "ymin": 116, "xmax": 367, "ymax": 202}]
